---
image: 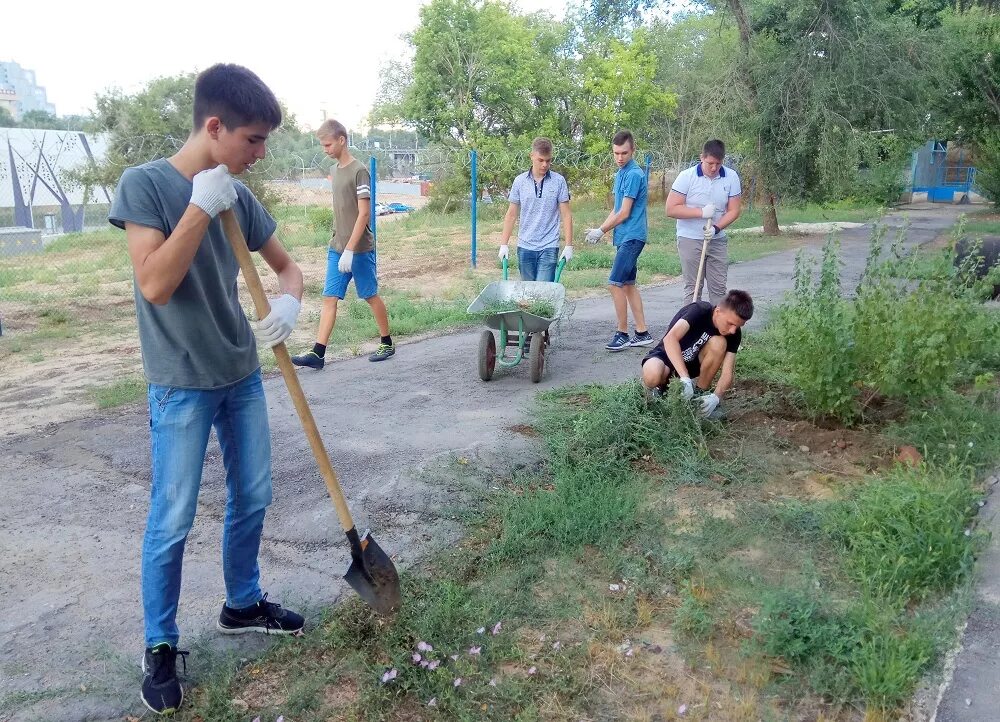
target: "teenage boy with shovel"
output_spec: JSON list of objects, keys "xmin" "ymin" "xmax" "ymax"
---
[
  {"xmin": 640, "ymin": 289, "xmax": 754, "ymax": 420},
  {"xmin": 666, "ymin": 139, "xmax": 743, "ymax": 304},
  {"xmin": 109, "ymin": 63, "xmax": 305, "ymax": 715}
]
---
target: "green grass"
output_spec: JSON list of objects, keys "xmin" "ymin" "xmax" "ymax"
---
[
  {"xmin": 91, "ymin": 375, "xmax": 146, "ymax": 409},
  {"xmin": 154, "ymin": 348, "xmax": 996, "ymax": 720},
  {"xmin": 964, "ymin": 217, "xmax": 1000, "ymax": 236}
]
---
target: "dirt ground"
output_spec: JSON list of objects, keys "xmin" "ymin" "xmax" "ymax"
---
[{"xmin": 0, "ymin": 205, "xmax": 968, "ymax": 721}]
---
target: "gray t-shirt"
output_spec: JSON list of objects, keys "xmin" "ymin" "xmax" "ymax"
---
[{"xmin": 108, "ymin": 159, "xmax": 277, "ymax": 389}]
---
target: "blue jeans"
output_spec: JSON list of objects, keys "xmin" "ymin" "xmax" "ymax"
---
[
  {"xmin": 517, "ymin": 246, "xmax": 559, "ymax": 282},
  {"xmin": 142, "ymin": 370, "xmax": 273, "ymax": 647}
]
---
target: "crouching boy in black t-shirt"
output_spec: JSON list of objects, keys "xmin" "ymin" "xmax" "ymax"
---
[{"xmin": 640, "ymin": 289, "xmax": 753, "ymax": 419}]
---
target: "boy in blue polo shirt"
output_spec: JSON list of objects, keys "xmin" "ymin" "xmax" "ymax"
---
[
  {"xmin": 498, "ymin": 137, "xmax": 573, "ymax": 280},
  {"xmin": 585, "ymin": 130, "xmax": 654, "ymax": 351}
]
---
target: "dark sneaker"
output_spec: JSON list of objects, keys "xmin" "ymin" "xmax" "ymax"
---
[
  {"xmin": 369, "ymin": 343, "xmax": 396, "ymax": 362},
  {"xmin": 141, "ymin": 643, "xmax": 187, "ymax": 715},
  {"xmin": 291, "ymin": 351, "xmax": 324, "ymax": 370},
  {"xmin": 605, "ymin": 331, "xmax": 630, "ymax": 352},
  {"xmin": 629, "ymin": 331, "xmax": 654, "ymax": 347},
  {"xmin": 217, "ymin": 594, "xmax": 305, "ymax": 636},
  {"xmin": 644, "ymin": 386, "xmax": 663, "ymax": 405}
]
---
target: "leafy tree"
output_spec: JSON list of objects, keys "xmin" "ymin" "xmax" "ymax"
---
[
  {"xmin": 579, "ymin": 29, "xmax": 677, "ymax": 152},
  {"xmin": 646, "ymin": 12, "xmax": 736, "ymax": 168},
  {"xmin": 398, "ymin": 0, "xmax": 571, "ymax": 144},
  {"xmin": 935, "ymin": 8, "xmax": 1000, "ymax": 139}
]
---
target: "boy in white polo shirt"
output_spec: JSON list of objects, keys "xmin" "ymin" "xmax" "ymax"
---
[{"xmin": 666, "ymin": 139, "xmax": 743, "ymax": 304}]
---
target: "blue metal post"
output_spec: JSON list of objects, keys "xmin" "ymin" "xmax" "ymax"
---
[
  {"xmin": 644, "ymin": 151, "xmax": 653, "ymax": 186},
  {"xmin": 471, "ymin": 149, "xmax": 478, "ymax": 269},
  {"xmin": 369, "ymin": 155, "xmax": 378, "ymax": 275}
]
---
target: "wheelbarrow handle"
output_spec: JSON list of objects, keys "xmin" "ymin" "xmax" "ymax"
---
[
  {"xmin": 502, "ymin": 256, "xmax": 509, "ymax": 280},
  {"xmin": 554, "ymin": 257, "xmax": 567, "ymax": 283}
]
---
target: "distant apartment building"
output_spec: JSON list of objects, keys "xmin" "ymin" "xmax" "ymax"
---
[
  {"xmin": 0, "ymin": 88, "xmax": 18, "ymax": 119},
  {"xmin": 0, "ymin": 61, "xmax": 56, "ymax": 120}
]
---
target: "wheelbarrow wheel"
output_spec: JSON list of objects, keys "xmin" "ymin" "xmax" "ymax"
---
[
  {"xmin": 478, "ymin": 330, "xmax": 496, "ymax": 381},
  {"xmin": 529, "ymin": 331, "xmax": 545, "ymax": 383}
]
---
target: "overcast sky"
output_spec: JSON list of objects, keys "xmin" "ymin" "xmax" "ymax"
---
[{"xmin": 3, "ymin": 0, "xmax": 568, "ymax": 130}]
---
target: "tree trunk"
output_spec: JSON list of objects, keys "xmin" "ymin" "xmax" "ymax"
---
[
  {"xmin": 762, "ymin": 191, "xmax": 780, "ymax": 235},
  {"xmin": 727, "ymin": 0, "xmax": 781, "ymax": 233}
]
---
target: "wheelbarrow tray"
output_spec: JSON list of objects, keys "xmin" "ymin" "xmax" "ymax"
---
[{"xmin": 467, "ymin": 280, "xmax": 566, "ymax": 334}]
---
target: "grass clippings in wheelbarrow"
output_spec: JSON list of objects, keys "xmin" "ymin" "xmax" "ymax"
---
[{"xmin": 476, "ymin": 299, "xmax": 557, "ymax": 319}]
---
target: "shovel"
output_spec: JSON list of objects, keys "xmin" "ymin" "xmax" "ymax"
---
[
  {"xmin": 691, "ymin": 216, "xmax": 714, "ymax": 304},
  {"xmin": 220, "ymin": 209, "xmax": 402, "ymax": 616}
]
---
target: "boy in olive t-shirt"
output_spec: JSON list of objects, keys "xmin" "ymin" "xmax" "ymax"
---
[{"xmin": 292, "ymin": 118, "xmax": 395, "ymax": 368}]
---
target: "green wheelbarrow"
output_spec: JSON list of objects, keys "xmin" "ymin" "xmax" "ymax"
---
[{"xmin": 467, "ymin": 257, "xmax": 567, "ymax": 383}]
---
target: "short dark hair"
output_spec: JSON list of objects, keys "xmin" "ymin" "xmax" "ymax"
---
[
  {"xmin": 316, "ymin": 119, "xmax": 348, "ymax": 141},
  {"xmin": 702, "ymin": 139, "xmax": 726, "ymax": 161},
  {"xmin": 531, "ymin": 137, "xmax": 553, "ymax": 156},
  {"xmin": 612, "ymin": 130, "xmax": 634, "ymax": 148},
  {"xmin": 193, "ymin": 64, "xmax": 282, "ymax": 132},
  {"xmin": 721, "ymin": 289, "xmax": 753, "ymax": 320}
]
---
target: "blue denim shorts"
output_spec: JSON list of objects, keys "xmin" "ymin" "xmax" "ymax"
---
[
  {"xmin": 325, "ymin": 249, "xmax": 378, "ymax": 299},
  {"xmin": 608, "ymin": 239, "xmax": 645, "ymax": 287}
]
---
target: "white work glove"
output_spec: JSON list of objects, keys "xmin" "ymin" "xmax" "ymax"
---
[
  {"xmin": 585, "ymin": 228, "xmax": 604, "ymax": 244},
  {"xmin": 679, "ymin": 376, "xmax": 695, "ymax": 401},
  {"xmin": 559, "ymin": 246, "xmax": 573, "ymax": 262},
  {"xmin": 498, "ymin": 244, "xmax": 509, "ymax": 260},
  {"xmin": 254, "ymin": 294, "xmax": 301, "ymax": 348},
  {"xmin": 338, "ymin": 249, "xmax": 354, "ymax": 274},
  {"xmin": 190, "ymin": 164, "xmax": 237, "ymax": 218},
  {"xmin": 700, "ymin": 203, "xmax": 716, "ymax": 219},
  {"xmin": 699, "ymin": 392, "xmax": 721, "ymax": 418}
]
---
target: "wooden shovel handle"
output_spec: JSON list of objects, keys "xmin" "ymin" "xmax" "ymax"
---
[
  {"xmin": 692, "ymin": 217, "xmax": 713, "ymax": 304},
  {"xmin": 220, "ymin": 209, "xmax": 356, "ymax": 533}
]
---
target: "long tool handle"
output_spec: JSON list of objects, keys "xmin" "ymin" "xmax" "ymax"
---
[
  {"xmin": 691, "ymin": 217, "xmax": 713, "ymax": 303},
  {"xmin": 220, "ymin": 210, "xmax": 356, "ymax": 534}
]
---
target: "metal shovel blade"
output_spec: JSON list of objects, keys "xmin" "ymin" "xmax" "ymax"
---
[{"xmin": 344, "ymin": 528, "xmax": 402, "ymax": 615}]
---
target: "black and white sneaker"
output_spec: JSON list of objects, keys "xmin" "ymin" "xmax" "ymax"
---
[
  {"xmin": 141, "ymin": 643, "xmax": 187, "ymax": 715},
  {"xmin": 605, "ymin": 331, "xmax": 630, "ymax": 352},
  {"xmin": 629, "ymin": 330, "xmax": 654, "ymax": 347},
  {"xmin": 291, "ymin": 351, "xmax": 325, "ymax": 369},
  {"xmin": 217, "ymin": 594, "xmax": 305, "ymax": 636}
]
